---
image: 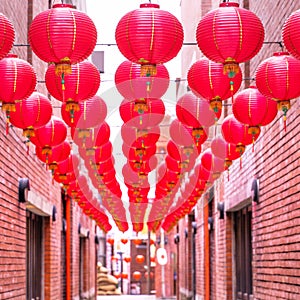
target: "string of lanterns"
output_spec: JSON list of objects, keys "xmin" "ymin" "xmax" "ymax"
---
[{"xmin": 0, "ymin": 1, "xmax": 300, "ymax": 233}]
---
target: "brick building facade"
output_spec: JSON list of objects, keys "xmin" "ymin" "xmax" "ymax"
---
[
  {"xmin": 176, "ymin": 0, "xmax": 300, "ymax": 300},
  {"xmin": 0, "ymin": 1, "xmax": 98, "ymax": 299}
]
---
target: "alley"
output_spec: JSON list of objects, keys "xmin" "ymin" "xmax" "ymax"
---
[{"xmin": 97, "ymin": 296, "xmax": 156, "ymax": 300}]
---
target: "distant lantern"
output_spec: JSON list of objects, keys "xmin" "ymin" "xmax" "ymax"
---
[
  {"xmin": 196, "ymin": 2, "xmax": 264, "ymax": 78},
  {"xmin": 255, "ymin": 52, "xmax": 300, "ymax": 130},
  {"xmin": 28, "ymin": 3, "xmax": 97, "ymax": 88},
  {"xmin": 132, "ymin": 271, "xmax": 142, "ymax": 281},
  {"xmin": 187, "ymin": 58, "xmax": 242, "ymax": 112},
  {"xmin": 115, "ymin": 3, "xmax": 183, "ymax": 76},
  {"xmin": 0, "ymin": 14, "xmax": 15, "ymax": 59}
]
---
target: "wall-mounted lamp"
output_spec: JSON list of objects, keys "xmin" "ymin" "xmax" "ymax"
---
[
  {"xmin": 208, "ymin": 217, "xmax": 214, "ymax": 231},
  {"xmin": 174, "ymin": 234, "xmax": 180, "ymax": 244},
  {"xmin": 18, "ymin": 178, "xmax": 30, "ymax": 203},
  {"xmin": 192, "ymin": 221, "xmax": 197, "ymax": 235},
  {"xmin": 251, "ymin": 178, "xmax": 259, "ymax": 203},
  {"xmin": 52, "ymin": 205, "xmax": 57, "ymax": 222},
  {"xmin": 217, "ymin": 202, "xmax": 225, "ymax": 219}
]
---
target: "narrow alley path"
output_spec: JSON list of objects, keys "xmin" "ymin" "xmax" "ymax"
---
[{"xmin": 97, "ymin": 296, "xmax": 156, "ymax": 300}]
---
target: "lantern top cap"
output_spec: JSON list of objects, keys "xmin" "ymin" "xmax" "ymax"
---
[
  {"xmin": 6, "ymin": 53, "xmax": 18, "ymax": 58},
  {"xmin": 140, "ymin": 3, "xmax": 160, "ymax": 9},
  {"xmin": 52, "ymin": 4, "xmax": 75, "ymax": 9},
  {"xmin": 219, "ymin": 2, "xmax": 239, "ymax": 8},
  {"xmin": 273, "ymin": 51, "xmax": 290, "ymax": 56}
]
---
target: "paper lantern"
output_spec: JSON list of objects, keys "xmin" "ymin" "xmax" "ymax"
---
[
  {"xmin": 132, "ymin": 271, "xmax": 142, "ymax": 281},
  {"xmin": 196, "ymin": 2, "xmax": 264, "ymax": 77},
  {"xmin": 115, "ymin": 60, "xmax": 169, "ymax": 99},
  {"xmin": 28, "ymin": 4, "xmax": 97, "ymax": 74},
  {"xmin": 0, "ymin": 14, "xmax": 15, "ymax": 60},
  {"xmin": 115, "ymin": 3, "xmax": 183, "ymax": 76}
]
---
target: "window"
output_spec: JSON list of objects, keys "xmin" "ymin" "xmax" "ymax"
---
[{"xmin": 234, "ymin": 206, "xmax": 253, "ymax": 300}]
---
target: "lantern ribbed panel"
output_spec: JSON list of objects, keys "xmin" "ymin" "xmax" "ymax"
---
[
  {"xmin": 115, "ymin": 60, "xmax": 169, "ymax": 99},
  {"xmin": 28, "ymin": 4, "xmax": 97, "ymax": 64},
  {"xmin": 61, "ymin": 95, "xmax": 107, "ymax": 128},
  {"xmin": 0, "ymin": 54, "xmax": 36, "ymax": 102},
  {"xmin": 167, "ymin": 140, "xmax": 198, "ymax": 163},
  {"xmin": 282, "ymin": 9, "xmax": 300, "ymax": 60},
  {"xmin": 45, "ymin": 61, "xmax": 100, "ymax": 102},
  {"xmin": 36, "ymin": 141, "xmax": 71, "ymax": 164},
  {"xmin": 115, "ymin": 4, "xmax": 183, "ymax": 65},
  {"xmin": 119, "ymin": 98, "xmax": 165, "ymax": 128},
  {"xmin": 187, "ymin": 58, "xmax": 242, "ymax": 100},
  {"xmin": 9, "ymin": 92, "xmax": 52, "ymax": 130},
  {"xmin": 196, "ymin": 2, "xmax": 264, "ymax": 64},
  {"xmin": 221, "ymin": 114, "xmax": 259, "ymax": 146},
  {"xmin": 176, "ymin": 92, "xmax": 216, "ymax": 127},
  {"xmin": 232, "ymin": 86, "xmax": 278, "ymax": 126},
  {"xmin": 255, "ymin": 52, "xmax": 300, "ymax": 101},
  {"xmin": 32, "ymin": 116, "xmax": 67, "ymax": 148},
  {"xmin": 0, "ymin": 14, "xmax": 15, "ymax": 60}
]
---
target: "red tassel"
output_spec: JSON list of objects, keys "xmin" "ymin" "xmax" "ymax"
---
[
  {"xmin": 239, "ymin": 156, "xmax": 242, "ymax": 170},
  {"xmin": 6, "ymin": 121, "xmax": 9, "ymax": 135}
]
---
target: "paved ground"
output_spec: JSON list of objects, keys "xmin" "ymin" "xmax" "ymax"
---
[{"xmin": 97, "ymin": 295, "xmax": 156, "ymax": 300}]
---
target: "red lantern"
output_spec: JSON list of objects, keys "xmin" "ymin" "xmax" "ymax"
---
[
  {"xmin": 9, "ymin": 92, "xmax": 52, "ymax": 139},
  {"xmin": 45, "ymin": 60, "xmax": 100, "ymax": 109},
  {"xmin": 221, "ymin": 114, "xmax": 260, "ymax": 156},
  {"xmin": 107, "ymin": 237, "xmax": 114, "ymax": 246},
  {"xmin": 132, "ymin": 271, "xmax": 142, "ymax": 281},
  {"xmin": 122, "ymin": 143, "xmax": 156, "ymax": 162},
  {"xmin": 200, "ymin": 149, "xmax": 226, "ymax": 178},
  {"xmin": 61, "ymin": 95, "xmax": 107, "ymax": 128},
  {"xmin": 176, "ymin": 92, "xmax": 218, "ymax": 127},
  {"xmin": 187, "ymin": 57, "xmax": 242, "ymax": 112},
  {"xmin": 115, "ymin": 3, "xmax": 183, "ymax": 76},
  {"xmin": 119, "ymin": 98, "xmax": 165, "ymax": 128},
  {"xmin": 115, "ymin": 60, "xmax": 169, "ymax": 100},
  {"xmin": 0, "ymin": 54, "xmax": 37, "ymax": 127},
  {"xmin": 255, "ymin": 52, "xmax": 300, "ymax": 129},
  {"xmin": 36, "ymin": 140, "xmax": 71, "ymax": 170},
  {"xmin": 282, "ymin": 9, "xmax": 300, "ymax": 60},
  {"xmin": 121, "ymin": 273, "xmax": 128, "ymax": 279},
  {"xmin": 133, "ymin": 239, "xmax": 142, "ymax": 246},
  {"xmin": 121, "ymin": 238, "xmax": 128, "ymax": 244},
  {"xmin": 121, "ymin": 124, "xmax": 160, "ymax": 148},
  {"xmin": 167, "ymin": 140, "xmax": 199, "ymax": 163},
  {"xmin": 232, "ymin": 86, "xmax": 278, "ymax": 133},
  {"xmin": 31, "ymin": 116, "xmax": 68, "ymax": 155},
  {"xmin": 0, "ymin": 14, "xmax": 15, "ymax": 59},
  {"xmin": 211, "ymin": 136, "xmax": 240, "ymax": 169},
  {"xmin": 124, "ymin": 256, "xmax": 131, "ymax": 263},
  {"xmin": 28, "ymin": 4, "xmax": 97, "ymax": 73},
  {"xmin": 196, "ymin": 2, "xmax": 264, "ymax": 77}
]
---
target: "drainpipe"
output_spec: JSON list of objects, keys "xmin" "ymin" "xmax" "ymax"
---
[
  {"xmin": 204, "ymin": 202, "xmax": 210, "ymax": 300},
  {"xmin": 192, "ymin": 221, "xmax": 197, "ymax": 300},
  {"xmin": 66, "ymin": 197, "xmax": 71, "ymax": 300}
]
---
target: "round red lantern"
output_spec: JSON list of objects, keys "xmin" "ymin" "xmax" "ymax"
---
[
  {"xmin": 167, "ymin": 140, "xmax": 199, "ymax": 163},
  {"xmin": 121, "ymin": 238, "xmax": 128, "ymax": 244},
  {"xmin": 115, "ymin": 3, "xmax": 183, "ymax": 76},
  {"xmin": 115, "ymin": 60, "xmax": 169, "ymax": 100},
  {"xmin": 121, "ymin": 124, "xmax": 160, "ymax": 148},
  {"xmin": 36, "ymin": 140, "xmax": 71, "ymax": 170},
  {"xmin": 124, "ymin": 256, "xmax": 131, "ymax": 263},
  {"xmin": 119, "ymin": 98, "xmax": 165, "ymax": 128},
  {"xmin": 9, "ymin": 92, "xmax": 52, "ymax": 139},
  {"xmin": 0, "ymin": 54, "xmax": 37, "ymax": 126},
  {"xmin": 211, "ymin": 136, "xmax": 240, "ymax": 169},
  {"xmin": 176, "ymin": 92, "xmax": 218, "ymax": 127},
  {"xmin": 28, "ymin": 4, "xmax": 97, "ymax": 73},
  {"xmin": 0, "ymin": 14, "xmax": 15, "ymax": 59},
  {"xmin": 31, "ymin": 116, "xmax": 68, "ymax": 155},
  {"xmin": 282, "ymin": 9, "xmax": 300, "ymax": 60},
  {"xmin": 45, "ymin": 60, "xmax": 100, "ymax": 110},
  {"xmin": 200, "ymin": 148, "xmax": 226, "ymax": 177},
  {"xmin": 255, "ymin": 52, "xmax": 300, "ymax": 129},
  {"xmin": 221, "ymin": 114, "xmax": 260, "ymax": 156},
  {"xmin": 232, "ymin": 86, "xmax": 278, "ymax": 133},
  {"xmin": 196, "ymin": 2, "xmax": 264, "ymax": 77},
  {"xmin": 187, "ymin": 57, "xmax": 242, "ymax": 112},
  {"xmin": 132, "ymin": 271, "xmax": 142, "ymax": 281},
  {"xmin": 122, "ymin": 143, "xmax": 156, "ymax": 163},
  {"xmin": 61, "ymin": 95, "xmax": 107, "ymax": 128}
]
